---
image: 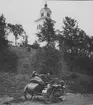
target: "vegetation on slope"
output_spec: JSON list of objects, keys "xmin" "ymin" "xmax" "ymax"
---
[{"xmin": 0, "ymin": 14, "xmax": 93, "ymax": 100}]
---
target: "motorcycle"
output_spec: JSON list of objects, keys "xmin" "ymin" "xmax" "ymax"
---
[
  {"xmin": 23, "ymin": 82, "xmax": 47, "ymax": 98},
  {"xmin": 41, "ymin": 78, "xmax": 66, "ymax": 103},
  {"xmin": 23, "ymin": 78, "xmax": 66, "ymax": 104}
]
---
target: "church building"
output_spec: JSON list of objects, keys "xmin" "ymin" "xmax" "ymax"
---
[{"xmin": 35, "ymin": 3, "xmax": 56, "ymax": 32}]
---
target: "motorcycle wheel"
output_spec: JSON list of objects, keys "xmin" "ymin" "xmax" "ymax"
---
[
  {"xmin": 24, "ymin": 91, "xmax": 33, "ymax": 100},
  {"xmin": 44, "ymin": 92, "xmax": 53, "ymax": 104}
]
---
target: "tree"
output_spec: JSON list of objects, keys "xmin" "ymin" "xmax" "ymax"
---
[
  {"xmin": 63, "ymin": 17, "xmax": 91, "ymax": 57},
  {"xmin": 8, "ymin": 23, "xmax": 25, "ymax": 46},
  {"xmin": 62, "ymin": 16, "xmax": 79, "ymax": 52},
  {"xmin": 21, "ymin": 33, "xmax": 28, "ymax": 47},
  {"xmin": 35, "ymin": 18, "xmax": 62, "ymax": 74},
  {"xmin": 32, "ymin": 46, "xmax": 62, "ymax": 75},
  {"xmin": 0, "ymin": 14, "xmax": 18, "ymax": 72},
  {"xmin": 76, "ymin": 29, "xmax": 89, "ymax": 55},
  {"xmin": 37, "ymin": 18, "xmax": 55, "ymax": 47},
  {"xmin": 43, "ymin": 46, "xmax": 62, "ymax": 74},
  {"xmin": 31, "ymin": 40, "xmax": 40, "ymax": 49},
  {"xmin": 87, "ymin": 36, "xmax": 93, "ymax": 57},
  {"xmin": 0, "ymin": 14, "xmax": 8, "ymax": 52},
  {"xmin": 61, "ymin": 16, "xmax": 93, "ymax": 73},
  {"xmin": 35, "ymin": 18, "xmax": 68, "ymax": 75}
]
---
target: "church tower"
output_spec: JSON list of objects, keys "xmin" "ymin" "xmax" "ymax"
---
[{"xmin": 35, "ymin": 2, "xmax": 56, "ymax": 32}]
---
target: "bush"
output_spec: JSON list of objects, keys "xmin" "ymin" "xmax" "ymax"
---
[
  {"xmin": 32, "ymin": 47, "xmax": 62, "ymax": 75},
  {"xmin": 70, "ymin": 73, "xmax": 79, "ymax": 79},
  {"xmin": 0, "ymin": 49, "xmax": 18, "ymax": 72}
]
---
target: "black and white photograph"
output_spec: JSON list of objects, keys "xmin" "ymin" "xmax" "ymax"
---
[{"xmin": 0, "ymin": 0, "xmax": 93, "ymax": 105}]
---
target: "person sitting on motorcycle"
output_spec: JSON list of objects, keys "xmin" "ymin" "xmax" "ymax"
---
[
  {"xmin": 31, "ymin": 71, "xmax": 44, "ymax": 85},
  {"xmin": 45, "ymin": 73, "xmax": 53, "ymax": 83},
  {"xmin": 32, "ymin": 70, "xmax": 38, "ymax": 77},
  {"xmin": 60, "ymin": 79, "xmax": 66, "ymax": 95},
  {"xmin": 60, "ymin": 79, "xmax": 66, "ymax": 87}
]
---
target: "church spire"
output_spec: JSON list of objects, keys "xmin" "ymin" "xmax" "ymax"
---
[
  {"xmin": 35, "ymin": 1, "xmax": 56, "ymax": 31},
  {"xmin": 44, "ymin": 2, "xmax": 47, "ymax": 8}
]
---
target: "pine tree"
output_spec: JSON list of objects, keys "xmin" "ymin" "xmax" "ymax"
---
[
  {"xmin": 63, "ymin": 17, "xmax": 89, "ymax": 55},
  {"xmin": 63, "ymin": 16, "xmax": 79, "ymax": 50},
  {"xmin": 37, "ymin": 18, "xmax": 55, "ymax": 47},
  {"xmin": 0, "ymin": 14, "xmax": 8, "ymax": 52}
]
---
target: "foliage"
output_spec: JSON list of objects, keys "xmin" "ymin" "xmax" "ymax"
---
[
  {"xmin": 55, "ymin": 16, "xmax": 93, "ymax": 75},
  {"xmin": 62, "ymin": 17, "xmax": 79, "ymax": 51},
  {"xmin": 22, "ymin": 35, "xmax": 28, "ymax": 47},
  {"xmin": 8, "ymin": 23, "xmax": 27, "ymax": 45},
  {"xmin": 0, "ymin": 49, "xmax": 18, "ymax": 72},
  {"xmin": 62, "ymin": 16, "xmax": 92, "ymax": 56},
  {"xmin": 0, "ymin": 14, "xmax": 19, "ymax": 72},
  {"xmin": 0, "ymin": 14, "xmax": 8, "ymax": 52},
  {"xmin": 42, "ymin": 46, "xmax": 62, "ymax": 74},
  {"xmin": 70, "ymin": 72, "xmax": 79, "ymax": 79},
  {"xmin": 35, "ymin": 18, "xmax": 64, "ymax": 75},
  {"xmin": 32, "ymin": 47, "xmax": 62, "ymax": 75},
  {"xmin": 31, "ymin": 40, "xmax": 40, "ymax": 49},
  {"xmin": 87, "ymin": 36, "xmax": 93, "ymax": 54},
  {"xmin": 37, "ymin": 18, "xmax": 55, "ymax": 47},
  {"xmin": 8, "ymin": 24, "xmax": 23, "ymax": 37},
  {"xmin": 31, "ymin": 48, "xmax": 46, "ymax": 73}
]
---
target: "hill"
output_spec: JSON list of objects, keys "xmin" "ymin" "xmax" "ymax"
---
[
  {"xmin": 0, "ymin": 46, "xmax": 93, "ymax": 100},
  {"xmin": 9, "ymin": 46, "xmax": 37, "ymax": 74}
]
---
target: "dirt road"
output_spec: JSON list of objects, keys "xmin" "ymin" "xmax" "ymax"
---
[{"xmin": 1, "ymin": 93, "xmax": 93, "ymax": 105}]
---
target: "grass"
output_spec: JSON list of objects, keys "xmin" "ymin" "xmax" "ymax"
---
[
  {"xmin": 65, "ymin": 72, "xmax": 93, "ymax": 94},
  {"xmin": 0, "ymin": 72, "xmax": 31, "ymax": 98},
  {"xmin": 0, "ymin": 46, "xmax": 38, "ymax": 98},
  {"xmin": 0, "ymin": 71, "xmax": 93, "ymax": 100}
]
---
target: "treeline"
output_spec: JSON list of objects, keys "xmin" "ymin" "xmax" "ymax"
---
[
  {"xmin": 62, "ymin": 17, "xmax": 93, "ymax": 58},
  {"xmin": 33, "ymin": 17, "xmax": 93, "ymax": 76},
  {"xmin": 60, "ymin": 17, "xmax": 93, "ymax": 75},
  {"xmin": 0, "ymin": 13, "xmax": 93, "ymax": 75}
]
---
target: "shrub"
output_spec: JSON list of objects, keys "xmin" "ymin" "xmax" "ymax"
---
[
  {"xmin": 0, "ymin": 50, "xmax": 18, "ymax": 72},
  {"xmin": 70, "ymin": 73, "xmax": 79, "ymax": 79}
]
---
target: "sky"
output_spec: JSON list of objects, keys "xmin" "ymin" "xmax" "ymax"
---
[{"xmin": 0, "ymin": 0, "xmax": 93, "ymax": 44}]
